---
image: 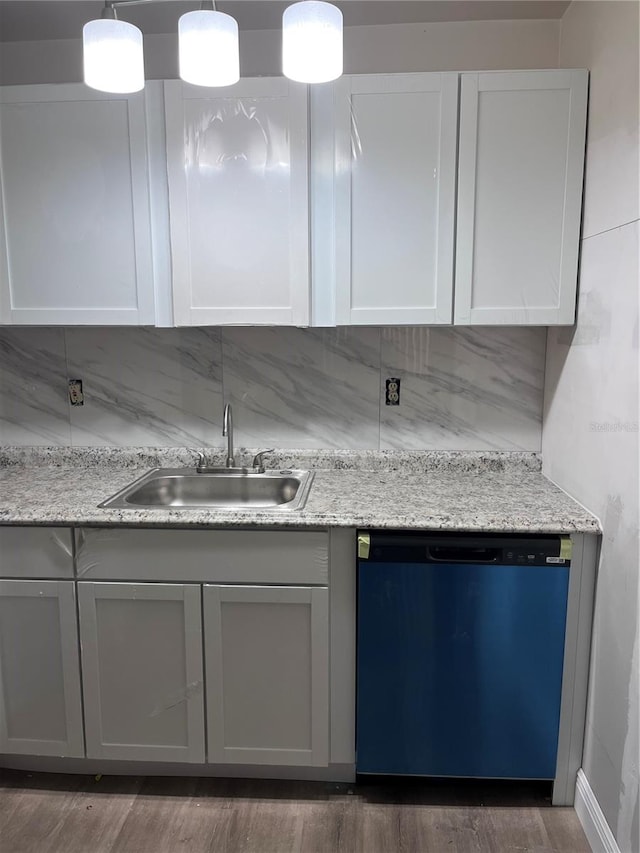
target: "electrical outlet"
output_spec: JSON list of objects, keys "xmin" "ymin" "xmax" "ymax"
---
[
  {"xmin": 68, "ymin": 379, "xmax": 84, "ymax": 406},
  {"xmin": 385, "ymin": 377, "xmax": 401, "ymax": 406}
]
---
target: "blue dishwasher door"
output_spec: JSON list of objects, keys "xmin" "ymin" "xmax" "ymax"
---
[{"xmin": 357, "ymin": 560, "xmax": 569, "ymax": 779}]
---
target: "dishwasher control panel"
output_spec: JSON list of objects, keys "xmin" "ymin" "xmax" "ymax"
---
[{"xmin": 361, "ymin": 532, "xmax": 572, "ymax": 566}]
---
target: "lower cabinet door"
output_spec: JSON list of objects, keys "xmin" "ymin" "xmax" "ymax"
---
[
  {"xmin": 0, "ymin": 580, "xmax": 84, "ymax": 757},
  {"xmin": 78, "ymin": 582, "xmax": 205, "ymax": 762},
  {"xmin": 204, "ymin": 585, "xmax": 329, "ymax": 767}
]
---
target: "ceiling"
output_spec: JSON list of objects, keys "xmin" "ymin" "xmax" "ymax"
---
[{"xmin": 0, "ymin": 0, "xmax": 571, "ymax": 42}]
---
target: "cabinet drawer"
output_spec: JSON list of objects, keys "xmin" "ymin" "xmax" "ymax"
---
[
  {"xmin": 75, "ymin": 528, "xmax": 328, "ymax": 584},
  {"xmin": 0, "ymin": 527, "xmax": 74, "ymax": 578}
]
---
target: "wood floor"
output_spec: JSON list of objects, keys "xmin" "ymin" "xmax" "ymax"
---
[{"xmin": 0, "ymin": 770, "xmax": 590, "ymax": 853}]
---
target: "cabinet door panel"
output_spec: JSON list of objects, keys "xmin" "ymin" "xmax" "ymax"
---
[
  {"xmin": 204, "ymin": 585, "xmax": 329, "ymax": 766},
  {"xmin": 325, "ymin": 73, "xmax": 457, "ymax": 325},
  {"xmin": 78, "ymin": 582, "xmax": 204, "ymax": 762},
  {"xmin": 165, "ymin": 79, "xmax": 309, "ymax": 326},
  {"xmin": 455, "ymin": 70, "xmax": 588, "ymax": 325},
  {"xmin": 0, "ymin": 84, "xmax": 155, "ymax": 325},
  {"xmin": 0, "ymin": 580, "xmax": 84, "ymax": 757}
]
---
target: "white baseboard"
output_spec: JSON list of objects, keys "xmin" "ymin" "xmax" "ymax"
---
[{"xmin": 575, "ymin": 769, "xmax": 621, "ymax": 853}]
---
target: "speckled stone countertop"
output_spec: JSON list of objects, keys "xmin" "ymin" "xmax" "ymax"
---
[{"xmin": 0, "ymin": 448, "xmax": 601, "ymax": 534}]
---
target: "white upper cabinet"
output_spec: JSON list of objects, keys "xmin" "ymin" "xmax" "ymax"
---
[
  {"xmin": 454, "ymin": 70, "xmax": 588, "ymax": 325},
  {"xmin": 0, "ymin": 71, "xmax": 587, "ymax": 329},
  {"xmin": 164, "ymin": 78, "xmax": 310, "ymax": 326},
  {"xmin": 0, "ymin": 84, "xmax": 156, "ymax": 325},
  {"xmin": 313, "ymin": 73, "xmax": 458, "ymax": 326}
]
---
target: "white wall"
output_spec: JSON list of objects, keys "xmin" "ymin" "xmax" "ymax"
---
[
  {"xmin": 0, "ymin": 19, "xmax": 560, "ymax": 85},
  {"xmin": 542, "ymin": 2, "xmax": 639, "ymax": 850}
]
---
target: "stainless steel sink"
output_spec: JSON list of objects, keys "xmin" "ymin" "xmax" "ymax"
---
[{"xmin": 99, "ymin": 468, "xmax": 314, "ymax": 511}]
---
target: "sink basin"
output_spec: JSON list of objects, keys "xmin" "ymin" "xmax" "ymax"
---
[{"xmin": 99, "ymin": 468, "xmax": 314, "ymax": 511}]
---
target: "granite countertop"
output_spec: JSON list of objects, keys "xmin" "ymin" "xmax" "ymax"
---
[{"xmin": 0, "ymin": 448, "xmax": 601, "ymax": 534}]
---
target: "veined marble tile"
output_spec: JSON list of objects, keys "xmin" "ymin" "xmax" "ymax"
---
[
  {"xmin": 221, "ymin": 327, "xmax": 381, "ymax": 449},
  {"xmin": 66, "ymin": 328, "xmax": 223, "ymax": 447},
  {"xmin": 0, "ymin": 328, "xmax": 71, "ymax": 445},
  {"xmin": 380, "ymin": 327, "xmax": 545, "ymax": 451}
]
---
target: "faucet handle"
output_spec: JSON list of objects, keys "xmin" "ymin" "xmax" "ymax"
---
[{"xmin": 252, "ymin": 449, "xmax": 274, "ymax": 473}]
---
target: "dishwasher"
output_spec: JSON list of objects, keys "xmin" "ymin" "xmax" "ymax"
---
[{"xmin": 356, "ymin": 531, "xmax": 571, "ymax": 780}]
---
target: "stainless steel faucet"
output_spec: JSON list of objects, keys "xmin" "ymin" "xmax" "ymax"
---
[{"xmin": 223, "ymin": 403, "xmax": 235, "ymax": 468}]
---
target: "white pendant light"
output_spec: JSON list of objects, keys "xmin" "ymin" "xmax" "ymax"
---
[
  {"xmin": 178, "ymin": 4, "xmax": 240, "ymax": 87},
  {"xmin": 282, "ymin": 0, "xmax": 343, "ymax": 84},
  {"xmin": 83, "ymin": 6, "xmax": 144, "ymax": 94}
]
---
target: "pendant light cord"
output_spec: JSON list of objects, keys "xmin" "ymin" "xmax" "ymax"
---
[
  {"xmin": 103, "ymin": 0, "xmax": 219, "ymax": 19},
  {"xmin": 104, "ymin": 0, "xmax": 157, "ymax": 15}
]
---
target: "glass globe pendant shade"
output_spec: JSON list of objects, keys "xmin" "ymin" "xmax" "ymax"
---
[
  {"xmin": 179, "ymin": 10, "xmax": 240, "ymax": 87},
  {"xmin": 83, "ymin": 17, "xmax": 144, "ymax": 94},
  {"xmin": 282, "ymin": 0, "xmax": 343, "ymax": 84}
]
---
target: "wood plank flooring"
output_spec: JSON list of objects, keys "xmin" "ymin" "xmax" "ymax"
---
[{"xmin": 0, "ymin": 770, "xmax": 590, "ymax": 853}]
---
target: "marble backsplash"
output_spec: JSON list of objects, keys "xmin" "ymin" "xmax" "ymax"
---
[{"xmin": 0, "ymin": 326, "xmax": 546, "ymax": 451}]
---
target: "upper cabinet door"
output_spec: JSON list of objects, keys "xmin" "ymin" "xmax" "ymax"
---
[
  {"xmin": 164, "ymin": 79, "xmax": 310, "ymax": 326},
  {"xmin": 315, "ymin": 73, "xmax": 458, "ymax": 326},
  {"xmin": 0, "ymin": 84, "xmax": 156, "ymax": 325},
  {"xmin": 454, "ymin": 70, "xmax": 588, "ymax": 325}
]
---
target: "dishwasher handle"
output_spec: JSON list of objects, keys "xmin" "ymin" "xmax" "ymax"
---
[{"xmin": 427, "ymin": 546, "xmax": 500, "ymax": 563}]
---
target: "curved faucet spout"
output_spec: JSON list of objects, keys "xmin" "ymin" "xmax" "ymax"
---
[{"xmin": 222, "ymin": 403, "xmax": 235, "ymax": 468}]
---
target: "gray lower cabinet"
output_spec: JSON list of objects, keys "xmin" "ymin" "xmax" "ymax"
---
[
  {"xmin": 78, "ymin": 582, "xmax": 205, "ymax": 763},
  {"xmin": 203, "ymin": 584, "xmax": 329, "ymax": 767},
  {"xmin": 0, "ymin": 579, "xmax": 84, "ymax": 757}
]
